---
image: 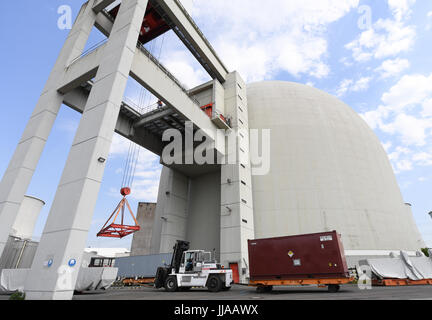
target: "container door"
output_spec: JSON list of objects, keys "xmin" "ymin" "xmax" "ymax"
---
[{"xmin": 229, "ymin": 263, "xmax": 240, "ymax": 284}]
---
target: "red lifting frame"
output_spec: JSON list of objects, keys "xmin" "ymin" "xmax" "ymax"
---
[
  {"xmin": 97, "ymin": 188, "xmax": 140, "ymax": 239},
  {"xmin": 108, "ymin": 3, "xmax": 170, "ymax": 44},
  {"xmin": 200, "ymin": 103, "xmax": 213, "ymax": 118}
]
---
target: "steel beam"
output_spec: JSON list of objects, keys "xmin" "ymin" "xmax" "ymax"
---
[
  {"xmin": 92, "ymin": 0, "xmax": 117, "ymax": 13},
  {"xmin": 152, "ymin": 0, "xmax": 229, "ymax": 82},
  {"xmin": 130, "ymin": 47, "xmax": 225, "ymax": 155}
]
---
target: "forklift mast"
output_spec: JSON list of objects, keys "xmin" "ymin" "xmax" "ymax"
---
[
  {"xmin": 170, "ymin": 240, "xmax": 190, "ymax": 273},
  {"xmin": 154, "ymin": 240, "xmax": 190, "ymax": 289}
]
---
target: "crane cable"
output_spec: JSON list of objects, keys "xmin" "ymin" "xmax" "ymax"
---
[{"xmin": 121, "ymin": 35, "xmax": 166, "ymax": 190}]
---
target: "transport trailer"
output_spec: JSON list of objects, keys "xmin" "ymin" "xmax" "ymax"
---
[{"xmin": 248, "ymin": 231, "xmax": 353, "ymax": 293}]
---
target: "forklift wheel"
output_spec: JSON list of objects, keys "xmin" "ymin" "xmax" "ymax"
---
[
  {"xmin": 207, "ymin": 275, "xmax": 223, "ymax": 292},
  {"xmin": 165, "ymin": 276, "xmax": 178, "ymax": 292},
  {"xmin": 327, "ymin": 284, "xmax": 340, "ymax": 293}
]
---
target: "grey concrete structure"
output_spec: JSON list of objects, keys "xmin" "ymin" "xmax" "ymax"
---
[
  {"xmin": 0, "ymin": 0, "xmax": 234, "ymax": 299},
  {"xmin": 0, "ymin": 0, "xmax": 425, "ymax": 300},
  {"xmin": 130, "ymin": 203, "xmax": 157, "ymax": 256}
]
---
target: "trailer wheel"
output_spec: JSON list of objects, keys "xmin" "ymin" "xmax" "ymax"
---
[
  {"xmin": 256, "ymin": 286, "xmax": 273, "ymax": 293},
  {"xmin": 327, "ymin": 284, "xmax": 340, "ymax": 293},
  {"xmin": 164, "ymin": 276, "xmax": 178, "ymax": 292},
  {"xmin": 207, "ymin": 275, "xmax": 223, "ymax": 292}
]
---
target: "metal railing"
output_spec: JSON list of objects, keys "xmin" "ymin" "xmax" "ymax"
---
[
  {"xmin": 123, "ymin": 97, "xmax": 165, "ymax": 115},
  {"xmin": 101, "ymin": 8, "xmax": 115, "ymax": 22},
  {"xmin": 68, "ymin": 38, "xmax": 108, "ymax": 67},
  {"xmin": 67, "ymin": 9, "xmax": 113, "ymax": 67},
  {"xmin": 122, "ymin": 97, "xmax": 144, "ymax": 114}
]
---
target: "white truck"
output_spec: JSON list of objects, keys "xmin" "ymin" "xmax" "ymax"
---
[{"xmin": 154, "ymin": 241, "xmax": 233, "ymax": 292}]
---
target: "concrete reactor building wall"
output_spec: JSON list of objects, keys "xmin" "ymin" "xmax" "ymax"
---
[{"xmin": 247, "ymin": 81, "xmax": 425, "ymax": 251}]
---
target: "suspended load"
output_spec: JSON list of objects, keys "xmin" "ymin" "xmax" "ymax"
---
[
  {"xmin": 97, "ymin": 33, "xmax": 166, "ymax": 239},
  {"xmin": 97, "ymin": 187, "xmax": 140, "ymax": 238}
]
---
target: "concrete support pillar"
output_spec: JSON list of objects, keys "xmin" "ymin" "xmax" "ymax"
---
[
  {"xmin": 220, "ymin": 72, "xmax": 255, "ymax": 283},
  {"xmin": 0, "ymin": 1, "xmax": 97, "ymax": 258},
  {"xmin": 24, "ymin": 0, "xmax": 148, "ymax": 300},
  {"xmin": 158, "ymin": 168, "xmax": 190, "ymax": 254}
]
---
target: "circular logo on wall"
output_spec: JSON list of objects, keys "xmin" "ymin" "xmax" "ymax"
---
[{"xmin": 68, "ymin": 259, "xmax": 77, "ymax": 267}]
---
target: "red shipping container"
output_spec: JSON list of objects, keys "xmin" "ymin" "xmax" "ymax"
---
[{"xmin": 248, "ymin": 231, "xmax": 349, "ymax": 281}]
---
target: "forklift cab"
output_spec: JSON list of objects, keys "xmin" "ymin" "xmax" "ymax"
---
[{"xmin": 179, "ymin": 250, "xmax": 212, "ymax": 274}]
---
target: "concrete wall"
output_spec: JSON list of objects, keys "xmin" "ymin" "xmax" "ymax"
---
[
  {"xmin": 247, "ymin": 81, "xmax": 425, "ymax": 251},
  {"xmin": 151, "ymin": 167, "xmax": 190, "ymax": 254},
  {"xmin": 186, "ymin": 171, "xmax": 221, "ymax": 258},
  {"xmin": 151, "ymin": 168, "xmax": 222, "ymax": 258},
  {"xmin": 130, "ymin": 202, "xmax": 156, "ymax": 256}
]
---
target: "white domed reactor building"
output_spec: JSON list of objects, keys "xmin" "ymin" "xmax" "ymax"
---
[
  {"xmin": 247, "ymin": 81, "xmax": 424, "ymax": 250},
  {"xmin": 147, "ymin": 78, "xmax": 425, "ymax": 279}
]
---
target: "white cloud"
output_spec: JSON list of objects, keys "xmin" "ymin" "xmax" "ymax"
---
[
  {"xmin": 336, "ymin": 77, "xmax": 372, "ymax": 96},
  {"xmin": 361, "ymin": 106, "xmax": 389, "ymax": 129},
  {"xmin": 380, "ymin": 113, "xmax": 431, "ymax": 146},
  {"xmin": 395, "ymin": 159, "xmax": 413, "ymax": 172},
  {"xmin": 109, "ymin": 134, "xmax": 132, "ymax": 156},
  {"xmin": 421, "ymin": 98, "xmax": 432, "ymax": 117},
  {"xmin": 109, "ymin": 134, "xmax": 162, "ymax": 202},
  {"xmin": 387, "ymin": 146, "xmax": 413, "ymax": 173},
  {"xmin": 388, "ymin": 0, "xmax": 416, "ymax": 21},
  {"xmin": 345, "ymin": 0, "xmax": 416, "ymax": 62},
  {"xmin": 162, "ymin": 50, "xmax": 210, "ymax": 89},
  {"xmin": 413, "ymin": 152, "xmax": 432, "ymax": 166},
  {"xmin": 381, "ymin": 74, "xmax": 432, "ymax": 113},
  {"xmin": 361, "ymin": 72, "xmax": 432, "ymax": 153},
  {"xmin": 352, "ymin": 77, "xmax": 372, "ymax": 91},
  {"xmin": 179, "ymin": 0, "xmax": 359, "ymax": 82},
  {"xmin": 375, "ymin": 58, "xmax": 410, "ymax": 78},
  {"xmin": 427, "ymin": 11, "xmax": 432, "ymax": 30}
]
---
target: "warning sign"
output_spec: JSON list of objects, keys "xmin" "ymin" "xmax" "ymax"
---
[{"xmin": 320, "ymin": 235, "xmax": 333, "ymax": 242}]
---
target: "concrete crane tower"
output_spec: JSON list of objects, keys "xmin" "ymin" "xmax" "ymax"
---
[
  {"xmin": 0, "ymin": 0, "xmax": 249, "ymax": 299},
  {"xmin": 0, "ymin": 0, "xmax": 425, "ymax": 300}
]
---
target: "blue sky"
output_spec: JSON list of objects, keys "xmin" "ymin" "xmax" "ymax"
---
[{"xmin": 0, "ymin": 0, "xmax": 431, "ymax": 250}]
